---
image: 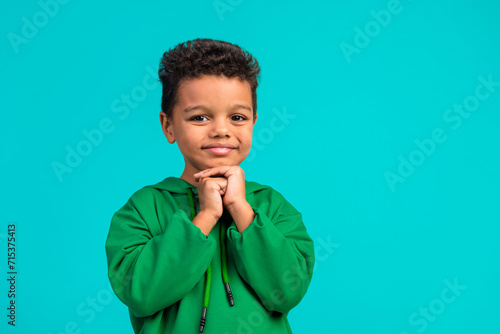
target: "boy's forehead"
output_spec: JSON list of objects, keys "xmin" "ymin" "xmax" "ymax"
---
[{"xmin": 175, "ymin": 75, "xmax": 252, "ymax": 110}]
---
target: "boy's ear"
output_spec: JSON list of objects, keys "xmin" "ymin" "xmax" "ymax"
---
[
  {"xmin": 159, "ymin": 111, "xmax": 176, "ymax": 144},
  {"xmin": 253, "ymin": 112, "xmax": 258, "ymax": 125}
]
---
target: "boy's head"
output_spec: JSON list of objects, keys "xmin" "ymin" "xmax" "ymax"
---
[
  {"xmin": 158, "ymin": 38, "xmax": 260, "ymax": 121},
  {"xmin": 158, "ymin": 38, "xmax": 261, "ymax": 182}
]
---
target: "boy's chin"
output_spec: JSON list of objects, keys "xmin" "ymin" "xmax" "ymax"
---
[
  {"xmin": 206, "ymin": 161, "xmax": 243, "ymax": 168},
  {"xmin": 187, "ymin": 155, "xmax": 249, "ymax": 171},
  {"xmin": 204, "ymin": 159, "xmax": 246, "ymax": 169}
]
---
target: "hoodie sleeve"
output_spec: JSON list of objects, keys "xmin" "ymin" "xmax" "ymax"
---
[
  {"xmin": 226, "ymin": 188, "xmax": 315, "ymax": 314},
  {"xmin": 105, "ymin": 188, "xmax": 216, "ymax": 317}
]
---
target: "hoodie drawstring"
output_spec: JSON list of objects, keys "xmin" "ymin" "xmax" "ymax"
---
[
  {"xmin": 219, "ymin": 220, "xmax": 234, "ymax": 306},
  {"xmin": 187, "ymin": 187, "xmax": 234, "ymax": 333}
]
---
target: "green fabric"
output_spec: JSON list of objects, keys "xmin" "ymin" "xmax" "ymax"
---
[
  {"xmin": 220, "ymin": 221, "xmax": 229, "ymax": 284},
  {"xmin": 186, "ymin": 187, "xmax": 212, "ymax": 312},
  {"xmin": 105, "ymin": 176, "xmax": 315, "ymax": 334},
  {"xmin": 204, "ymin": 265, "xmax": 211, "ymax": 309}
]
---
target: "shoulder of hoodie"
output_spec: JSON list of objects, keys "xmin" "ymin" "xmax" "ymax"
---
[
  {"xmin": 248, "ymin": 181, "xmax": 300, "ymax": 214},
  {"xmin": 123, "ymin": 179, "xmax": 292, "ymax": 206},
  {"xmin": 119, "ymin": 181, "xmax": 301, "ymax": 222}
]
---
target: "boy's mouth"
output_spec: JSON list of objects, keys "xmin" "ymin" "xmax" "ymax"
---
[
  {"xmin": 202, "ymin": 143, "xmax": 236, "ymax": 156},
  {"xmin": 203, "ymin": 147, "xmax": 235, "ymax": 156}
]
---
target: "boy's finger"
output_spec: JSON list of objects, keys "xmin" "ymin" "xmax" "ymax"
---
[
  {"xmin": 194, "ymin": 166, "xmax": 233, "ymax": 178},
  {"xmin": 194, "ymin": 174, "xmax": 227, "ymax": 182},
  {"xmin": 196, "ymin": 176, "xmax": 228, "ymax": 188}
]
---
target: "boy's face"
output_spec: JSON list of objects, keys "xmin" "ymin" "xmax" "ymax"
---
[{"xmin": 160, "ymin": 75, "xmax": 257, "ymax": 183}]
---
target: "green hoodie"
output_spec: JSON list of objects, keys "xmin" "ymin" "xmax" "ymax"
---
[{"xmin": 105, "ymin": 176, "xmax": 315, "ymax": 334}]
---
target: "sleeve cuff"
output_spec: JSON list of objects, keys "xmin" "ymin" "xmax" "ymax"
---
[
  {"xmin": 169, "ymin": 209, "xmax": 216, "ymax": 243},
  {"xmin": 226, "ymin": 206, "xmax": 269, "ymax": 240}
]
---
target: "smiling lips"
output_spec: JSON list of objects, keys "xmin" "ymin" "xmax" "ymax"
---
[{"xmin": 203, "ymin": 143, "xmax": 236, "ymax": 156}]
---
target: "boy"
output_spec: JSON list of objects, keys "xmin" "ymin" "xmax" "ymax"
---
[{"xmin": 105, "ymin": 38, "xmax": 314, "ymax": 334}]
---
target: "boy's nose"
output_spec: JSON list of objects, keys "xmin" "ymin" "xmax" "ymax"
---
[{"xmin": 210, "ymin": 119, "xmax": 230, "ymax": 137}]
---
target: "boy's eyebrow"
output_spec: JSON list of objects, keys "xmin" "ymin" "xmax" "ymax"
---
[
  {"xmin": 229, "ymin": 104, "xmax": 252, "ymax": 113},
  {"xmin": 183, "ymin": 105, "xmax": 205, "ymax": 113},
  {"xmin": 184, "ymin": 104, "xmax": 252, "ymax": 113}
]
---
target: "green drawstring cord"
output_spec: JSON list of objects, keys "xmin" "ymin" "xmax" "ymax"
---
[
  {"xmin": 220, "ymin": 218, "xmax": 234, "ymax": 306},
  {"xmin": 187, "ymin": 188, "xmax": 210, "ymax": 332},
  {"xmin": 200, "ymin": 265, "xmax": 211, "ymax": 332},
  {"xmin": 187, "ymin": 187, "xmax": 235, "ymax": 333}
]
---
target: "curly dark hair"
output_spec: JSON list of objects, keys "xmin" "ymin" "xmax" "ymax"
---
[{"xmin": 158, "ymin": 38, "xmax": 261, "ymax": 120}]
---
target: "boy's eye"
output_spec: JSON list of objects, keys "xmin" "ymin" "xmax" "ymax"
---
[
  {"xmin": 189, "ymin": 115, "xmax": 247, "ymax": 122},
  {"xmin": 231, "ymin": 115, "xmax": 246, "ymax": 121},
  {"xmin": 190, "ymin": 115, "xmax": 208, "ymax": 121}
]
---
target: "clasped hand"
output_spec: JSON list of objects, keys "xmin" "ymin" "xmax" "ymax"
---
[{"xmin": 193, "ymin": 165, "xmax": 247, "ymax": 220}]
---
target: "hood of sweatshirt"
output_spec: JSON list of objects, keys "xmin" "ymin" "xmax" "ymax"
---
[{"xmin": 145, "ymin": 176, "xmax": 270, "ymax": 197}]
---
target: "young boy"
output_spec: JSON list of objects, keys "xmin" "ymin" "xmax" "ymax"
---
[{"xmin": 105, "ymin": 38, "xmax": 315, "ymax": 334}]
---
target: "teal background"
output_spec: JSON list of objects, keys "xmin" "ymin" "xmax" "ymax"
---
[{"xmin": 1, "ymin": 0, "xmax": 499, "ymax": 333}]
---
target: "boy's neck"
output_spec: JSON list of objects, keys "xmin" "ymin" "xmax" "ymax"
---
[{"xmin": 180, "ymin": 170, "xmax": 199, "ymax": 188}]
